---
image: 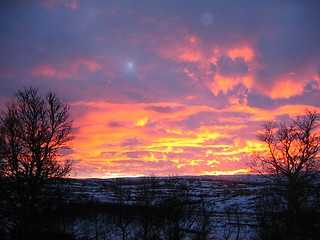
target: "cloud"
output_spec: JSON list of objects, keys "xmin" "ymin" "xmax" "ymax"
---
[
  {"xmin": 121, "ymin": 138, "xmax": 144, "ymax": 147},
  {"xmin": 38, "ymin": 0, "xmax": 79, "ymax": 11},
  {"xmin": 65, "ymin": 101, "xmax": 319, "ymax": 177},
  {"xmin": 108, "ymin": 121, "xmax": 123, "ymax": 128},
  {"xmin": 228, "ymin": 46, "xmax": 254, "ymax": 62},
  {"xmin": 145, "ymin": 105, "xmax": 185, "ymax": 113},
  {"xmin": 1, "ymin": 1, "xmax": 320, "ymax": 177},
  {"xmin": 30, "ymin": 57, "xmax": 102, "ymax": 79},
  {"xmin": 269, "ymin": 79, "xmax": 305, "ymax": 99},
  {"xmin": 218, "ymin": 56, "xmax": 249, "ymax": 77}
]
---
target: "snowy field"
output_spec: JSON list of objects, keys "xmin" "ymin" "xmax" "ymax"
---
[{"xmin": 53, "ymin": 175, "xmax": 269, "ymax": 239}]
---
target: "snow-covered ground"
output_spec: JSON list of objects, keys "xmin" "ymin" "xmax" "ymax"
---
[{"xmin": 55, "ymin": 175, "xmax": 269, "ymax": 239}]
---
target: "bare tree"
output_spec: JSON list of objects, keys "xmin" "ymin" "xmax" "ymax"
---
[
  {"xmin": 0, "ymin": 87, "xmax": 74, "ymax": 239},
  {"xmin": 252, "ymin": 109, "xmax": 320, "ymax": 182},
  {"xmin": 0, "ymin": 87, "xmax": 73, "ymax": 185},
  {"xmin": 250, "ymin": 109, "xmax": 320, "ymax": 239}
]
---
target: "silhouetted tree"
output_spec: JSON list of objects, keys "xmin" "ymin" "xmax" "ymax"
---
[
  {"xmin": 0, "ymin": 87, "xmax": 73, "ymax": 185},
  {"xmin": 0, "ymin": 87, "xmax": 74, "ymax": 239},
  {"xmin": 251, "ymin": 109, "xmax": 320, "ymax": 239}
]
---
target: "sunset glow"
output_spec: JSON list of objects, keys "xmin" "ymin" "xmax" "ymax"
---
[{"xmin": 1, "ymin": 1, "xmax": 319, "ymax": 178}]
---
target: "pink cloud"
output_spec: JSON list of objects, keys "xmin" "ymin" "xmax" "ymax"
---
[
  {"xmin": 30, "ymin": 57, "xmax": 102, "ymax": 79},
  {"xmin": 253, "ymin": 67, "xmax": 319, "ymax": 99},
  {"xmin": 228, "ymin": 46, "xmax": 255, "ymax": 62},
  {"xmin": 269, "ymin": 79, "xmax": 305, "ymax": 99},
  {"xmin": 38, "ymin": 0, "xmax": 79, "ymax": 11}
]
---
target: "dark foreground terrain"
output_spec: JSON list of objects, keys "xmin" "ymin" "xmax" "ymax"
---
[
  {"xmin": 64, "ymin": 175, "xmax": 264, "ymax": 239},
  {"xmin": 1, "ymin": 175, "xmax": 319, "ymax": 239}
]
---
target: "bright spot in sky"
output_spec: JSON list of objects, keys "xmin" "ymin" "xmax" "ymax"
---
[
  {"xmin": 126, "ymin": 61, "xmax": 135, "ymax": 72},
  {"xmin": 201, "ymin": 12, "xmax": 214, "ymax": 26},
  {"xmin": 124, "ymin": 61, "xmax": 136, "ymax": 76}
]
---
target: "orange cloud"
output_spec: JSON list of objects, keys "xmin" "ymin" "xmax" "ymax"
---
[
  {"xmin": 157, "ymin": 33, "xmax": 316, "ymax": 101},
  {"xmin": 63, "ymin": 100, "xmax": 319, "ymax": 178},
  {"xmin": 227, "ymin": 104, "xmax": 319, "ymax": 122},
  {"xmin": 228, "ymin": 46, "xmax": 255, "ymax": 62},
  {"xmin": 252, "ymin": 63, "xmax": 319, "ymax": 100},
  {"xmin": 208, "ymin": 75, "xmax": 253, "ymax": 96},
  {"xmin": 161, "ymin": 37, "xmax": 255, "ymax": 96},
  {"xmin": 269, "ymin": 78, "xmax": 305, "ymax": 99},
  {"xmin": 66, "ymin": 102, "xmax": 238, "ymax": 177}
]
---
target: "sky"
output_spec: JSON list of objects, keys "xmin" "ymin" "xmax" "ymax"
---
[{"xmin": 0, "ymin": 0, "xmax": 319, "ymax": 178}]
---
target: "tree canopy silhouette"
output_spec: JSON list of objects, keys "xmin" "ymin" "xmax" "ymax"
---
[
  {"xmin": 251, "ymin": 109, "xmax": 320, "ymax": 239},
  {"xmin": 0, "ymin": 87, "xmax": 73, "ymax": 184},
  {"xmin": 251, "ymin": 109, "xmax": 320, "ymax": 184}
]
